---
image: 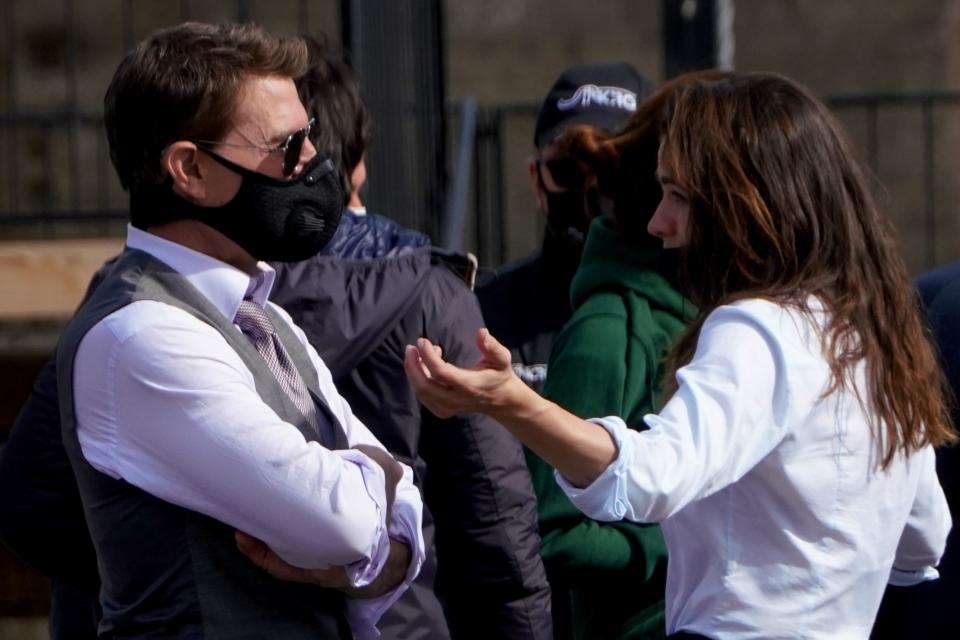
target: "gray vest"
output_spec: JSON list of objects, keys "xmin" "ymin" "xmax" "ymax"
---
[{"xmin": 57, "ymin": 248, "xmax": 351, "ymax": 639}]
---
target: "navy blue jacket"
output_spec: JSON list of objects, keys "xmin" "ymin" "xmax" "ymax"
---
[{"xmin": 273, "ymin": 210, "xmax": 553, "ymax": 640}]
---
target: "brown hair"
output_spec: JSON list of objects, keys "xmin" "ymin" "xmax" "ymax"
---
[
  {"xmin": 549, "ymin": 70, "xmax": 729, "ymax": 246},
  {"xmin": 658, "ymin": 72, "xmax": 954, "ymax": 467},
  {"xmin": 104, "ymin": 21, "xmax": 308, "ymax": 194},
  {"xmin": 296, "ymin": 36, "xmax": 371, "ymax": 186}
]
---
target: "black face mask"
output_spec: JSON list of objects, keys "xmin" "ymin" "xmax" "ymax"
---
[
  {"xmin": 544, "ymin": 189, "xmax": 589, "ymax": 246},
  {"xmin": 131, "ymin": 153, "xmax": 345, "ymax": 263},
  {"xmin": 537, "ymin": 163, "xmax": 589, "ymax": 248}
]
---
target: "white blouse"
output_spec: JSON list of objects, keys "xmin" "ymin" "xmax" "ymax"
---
[{"xmin": 559, "ymin": 298, "xmax": 950, "ymax": 639}]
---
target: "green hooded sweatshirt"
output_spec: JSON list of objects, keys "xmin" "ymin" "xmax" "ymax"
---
[{"xmin": 527, "ymin": 215, "xmax": 693, "ymax": 640}]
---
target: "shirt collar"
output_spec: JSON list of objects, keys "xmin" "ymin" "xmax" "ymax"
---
[{"xmin": 125, "ymin": 224, "xmax": 276, "ymax": 320}]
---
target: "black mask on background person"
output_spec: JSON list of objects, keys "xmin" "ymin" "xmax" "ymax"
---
[
  {"xmin": 130, "ymin": 153, "xmax": 345, "ymax": 263},
  {"xmin": 537, "ymin": 164, "xmax": 589, "ymax": 248},
  {"xmin": 543, "ymin": 189, "xmax": 589, "ymax": 247}
]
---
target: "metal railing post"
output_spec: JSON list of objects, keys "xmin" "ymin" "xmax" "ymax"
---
[{"xmin": 442, "ymin": 97, "xmax": 476, "ymax": 252}]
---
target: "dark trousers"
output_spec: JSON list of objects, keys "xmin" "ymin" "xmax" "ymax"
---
[{"xmin": 49, "ymin": 579, "xmax": 100, "ymax": 640}]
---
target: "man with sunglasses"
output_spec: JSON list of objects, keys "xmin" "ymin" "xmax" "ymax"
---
[
  {"xmin": 190, "ymin": 117, "xmax": 315, "ymax": 179},
  {"xmin": 0, "ymin": 22, "xmax": 425, "ymax": 639}
]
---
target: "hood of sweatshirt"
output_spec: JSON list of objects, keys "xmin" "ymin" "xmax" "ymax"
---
[{"xmin": 570, "ymin": 215, "xmax": 693, "ymax": 323}]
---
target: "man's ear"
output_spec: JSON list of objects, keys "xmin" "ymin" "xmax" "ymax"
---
[
  {"xmin": 162, "ymin": 141, "xmax": 206, "ymax": 202},
  {"xmin": 527, "ymin": 156, "xmax": 547, "ymax": 213}
]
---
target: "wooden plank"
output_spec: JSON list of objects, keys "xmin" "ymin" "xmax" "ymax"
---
[{"xmin": 0, "ymin": 239, "xmax": 122, "ymax": 320}]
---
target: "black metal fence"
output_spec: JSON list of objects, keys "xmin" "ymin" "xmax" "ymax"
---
[
  {"xmin": 0, "ymin": 0, "xmax": 336, "ymax": 239},
  {"xmin": 0, "ymin": 0, "xmax": 453, "ymax": 245},
  {"xmin": 827, "ymin": 91, "xmax": 960, "ymax": 272},
  {"xmin": 3, "ymin": 1, "xmax": 960, "ymax": 273},
  {"xmin": 453, "ymin": 92, "xmax": 960, "ymax": 273}
]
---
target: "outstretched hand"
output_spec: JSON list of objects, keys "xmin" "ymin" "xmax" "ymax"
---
[
  {"xmin": 406, "ymin": 328, "xmax": 617, "ymax": 488},
  {"xmin": 404, "ymin": 328, "xmax": 526, "ymax": 420}
]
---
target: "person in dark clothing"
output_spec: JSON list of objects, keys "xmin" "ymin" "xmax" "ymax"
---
[
  {"xmin": 272, "ymin": 40, "xmax": 552, "ymax": 639},
  {"xmin": 475, "ymin": 62, "xmax": 653, "ymax": 638},
  {"xmin": 48, "ymin": 22, "xmax": 424, "ymax": 639},
  {"xmin": 868, "ymin": 262, "xmax": 960, "ymax": 639},
  {"xmin": 476, "ymin": 63, "xmax": 653, "ymax": 391},
  {"xmin": 0, "ymin": 36, "xmax": 551, "ymax": 640},
  {"xmin": 0, "ymin": 275, "xmax": 104, "ymax": 639}
]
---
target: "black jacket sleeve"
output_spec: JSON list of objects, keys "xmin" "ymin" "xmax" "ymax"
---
[
  {"xmin": 0, "ymin": 358, "xmax": 98, "ymax": 588},
  {"xmin": 0, "ymin": 262, "xmax": 114, "ymax": 588},
  {"xmin": 419, "ymin": 268, "xmax": 553, "ymax": 640}
]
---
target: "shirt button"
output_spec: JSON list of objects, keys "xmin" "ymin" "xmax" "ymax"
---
[{"xmin": 614, "ymin": 499, "xmax": 627, "ymax": 518}]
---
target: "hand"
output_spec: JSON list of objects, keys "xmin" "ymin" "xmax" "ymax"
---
[
  {"xmin": 342, "ymin": 538, "xmax": 412, "ymax": 599},
  {"xmin": 235, "ymin": 531, "xmax": 349, "ymax": 588},
  {"xmin": 236, "ymin": 532, "xmax": 411, "ymax": 599},
  {"xmin": 352, "ymin": 444, "xmax": 402, "ymax": 523},
  {"xmin": 404, "ymin": 328, "xmax": 525, "ymax": 420},
  {"xmin": 405, "ymin": 328, "xmax": 614, "ymax": 488}
]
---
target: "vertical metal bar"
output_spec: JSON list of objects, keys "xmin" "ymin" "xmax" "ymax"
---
[
  {"xmin": 121, "ymin": 0, "xmax": 135, "ymax": 52},
  {"xmin": 473, "ymin": 107, "xmax": 506, "ymax": 268},
  {"xmin": 490, "ymin": 111, "xmax": 506, "ymax": 266},
  {"xmin": 236, "ymin": 0, "xmax": 251, "ymax": 22},
  {"xmin": 473, "ymin": 108, "xmax": 491, "ymax": 265},
  {"xmin": 65, "ymin": 0, "xmax": 81, "ymax": 212},
  {"xmin": 473, "ymin": 109, "xmax": 485, "ymax": 262},
  {"xmin": 297, "ymin": 0, "xmax": 309, "ymax": 35},
  {"xmin": 97, "ymin": 121, "xmax": 109, "ymax": 221},
  {"xmin": 43, "ymin": 122, "xmax": 54, "ymax": 237},
  {"xmin": 430, "ymin": 0, "xmax": 448, "ymax": 240},
  {"xmin": 866, "ymin": 101, "xmax": 879, "ymax": 174},
  {"xmin": 922, "ymin": 99, "xmax": 936, "ymax": 268},
  {"xmin": 442, "ymin": 97, "xmax": 476, "ymax": 251},
  {"xmin": 341, "ymin": 0, "xmax": 361, "ymax": 71},
  {"xmin": 714, "ymin": 0, "xmax": 735, "ymax": 71},
  {"xmin": 4, "ymin": 0, "xmax": 19, "ymax": 214}
]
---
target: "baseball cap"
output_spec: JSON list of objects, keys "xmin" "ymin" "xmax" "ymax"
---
[{"xmin": 533, "ymin": 62, "xmax": 653, "ymax": 148}]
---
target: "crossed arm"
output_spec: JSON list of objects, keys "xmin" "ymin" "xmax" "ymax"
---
[{"xmin": 235, "ymin": 442, "xmax": 413, "ymax": 598}]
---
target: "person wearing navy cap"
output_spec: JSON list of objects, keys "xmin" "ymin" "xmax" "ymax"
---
[
  {"xmin": 477, "ymin": 63, "xmax": 659, "ymax": 639},
  {"xmin": 477, "ymin": 62, "xmax": 653, "ymax": 391}
]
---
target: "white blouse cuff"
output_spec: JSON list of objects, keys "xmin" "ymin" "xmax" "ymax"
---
[
  {"xmin": 554, "ymin": 415, "xmax": 633, "ymax": 522},
  {"xmin": 889, "ymin": 565, "xmax": 940, "ymax": 587}
]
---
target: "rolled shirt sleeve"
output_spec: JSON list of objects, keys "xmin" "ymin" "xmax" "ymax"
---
[
  {"xmin": 889, "ymin": 445, "xmax": 951, "ymax": 586},
  {"xmin": 557, "ymin": 305, "xmax": 791, "ymax": 523},
  {"xmin": 554, "ymin": 416, "xmax": 635, "ymax": 522},
  {"xmin": 345, "ymin": 462, "xmax": 426, "ymax": 639}
]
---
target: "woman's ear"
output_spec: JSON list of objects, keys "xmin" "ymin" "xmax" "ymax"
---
[{"xmin": 162, "ymin": 141, "xmax": 206, "ymax": 202}]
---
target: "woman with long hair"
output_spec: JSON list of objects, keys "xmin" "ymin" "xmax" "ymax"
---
[
  {"xmin": 405, "ymin": 72, "xmax": 954, "ymax": 639},
  {"xmin": 525, "ymin": 72, "xmax": 721, "ymax": 640}
]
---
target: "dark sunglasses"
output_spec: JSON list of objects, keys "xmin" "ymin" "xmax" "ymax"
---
[{"xmin": 192, "ymin": 118, "xmax": 314, "ymax": 177}]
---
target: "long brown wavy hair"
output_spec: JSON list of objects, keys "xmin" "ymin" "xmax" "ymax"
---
[
  {"xmin": 547, "ymin": 70, "xmax": 730, "ymax": 247},
  {"xmin": 652, "ymin": 72, "xmax": 954, "ymax": 468}
]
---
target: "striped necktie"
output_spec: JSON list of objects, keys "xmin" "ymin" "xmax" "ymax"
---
[{"xmin": 234, "ymin": 300, "xmax": 325, "ymax": 436}]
